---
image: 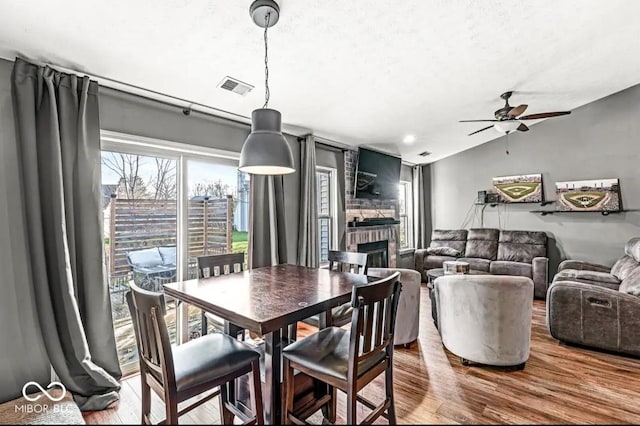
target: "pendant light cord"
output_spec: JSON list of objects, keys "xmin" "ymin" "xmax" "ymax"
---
[{"xmin": 263, "ymin": 12, "xmax": 271, "ymax": 108}]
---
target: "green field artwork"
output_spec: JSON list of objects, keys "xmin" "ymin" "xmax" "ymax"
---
[
  {"xmin": 555, "ymin": 178, "xmax": 621, "ymax": 212},
  {"xmin": 492, "ymin": 174, "xmax": 543, "ymax": 203}
]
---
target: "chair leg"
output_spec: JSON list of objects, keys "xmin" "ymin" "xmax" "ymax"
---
[
  {"xmin": 346, "ymin": 387, "xmax": 357, "ymax": 425},
  {"xmin": 282, "ymin": 358, "xmax": 295, "ymax": 425},
  {"xmin": 320, "ymin": 385, "xmax": 336, "ymax": 424},
  {"xmin": 219, "ymin": 384, "xmax": 234, "ymax": 425},
  {"xmin": 201, "ymin": 311, "xmax": 208, "ymax": 336},
  {"xmin": 140, "ymin": 376, "xmax": 151, "ymax": 425},
  {"xmin": 166, "ymin": 399, "xmax": 179, "ymax": 425},
  {"xmin": 249, "ymin": 359, "xmax": 265, "ymax": 425},
  {"xmin": 385, "ymin": 362, "xmax": 397, "ymax": 424}
]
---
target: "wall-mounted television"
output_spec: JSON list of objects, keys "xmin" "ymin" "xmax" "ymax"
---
[
  {"xmin": 555, "ymin": 178, "xmax": 622, "ymax": 212},
  {"xmin": 354, "ymin": 147, "xmax": 402, "ymax": 200},
  {"xmin": 492, "ymin": 173, "xmax": 544, "ymax": 203}
]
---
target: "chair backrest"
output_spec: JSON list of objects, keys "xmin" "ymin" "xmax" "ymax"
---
[
  {"xmin": 126, "ymin": 282, "xmax": 176, "ymax": 390},
  {"xmin": 196, "ymin": 253, "xmax": 245, "ymax": 278},
  {"xmin": 328, "ymin": 250, "xmax": 368, "ymax": 275},
  {"xmin": 347, "ymin": 271, "xmax": 402, "ymax": 378}
]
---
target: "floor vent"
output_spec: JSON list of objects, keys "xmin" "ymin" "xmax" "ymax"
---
[{"xmin": 217, "ymin": 76, "xmax": 253, "ymax": 96}]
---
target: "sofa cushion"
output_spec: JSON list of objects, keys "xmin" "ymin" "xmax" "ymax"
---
[
  {"xmin": 158, "ymin": 246, "xmax": 177, "ymax": 266},
  {"xmin": 430, "ymin": 229, "xmax": 467, "ymax": 254},
  {"xmin": 611, "ymin": 255, "xmax": 640, "ymax": 281},
  {"xmin": 424, "ymin": 255, "xmax": 457, "ymax": 270},
  {"xmin": 497, "ymin": 230, "xmax": 546, "ymax": 263},
  {"xmin": 464, "ymin": 228, "xmax": 499, "ymax": 260},
  {"xmin": 625, "ymin": 237, "xmax": 640, "ymax": 262},
  {"xmin": 426, "ymin": 246, "xmax": 461, "ymax": 257},
  {"xmin": 490, "ymin": 260, "xmax": 533, "ymax": 278},
  {"xmin": 619, "ymin": 267, "xmax": 640, "ymax": 296},
  {"xmin": 128, "ymin": 247, "xmax": 163, "ymax": 267},
  {"xmin": 457, "ymin": 257, "xmax": 491, "ymax": 272}
]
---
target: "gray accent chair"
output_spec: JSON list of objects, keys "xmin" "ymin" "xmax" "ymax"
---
[
  {"xmin": 415, "ymin": 228, "xmax": 549, "ymax": 299},
  {"xmin": 368, "ymin": 268, "xmax": 421, "ymax": 347},
  {"xmin": 547, "ymin": 237, "xmax": 640, "ymax": 356},
  {"xmin": 433, "ymin": 275, "xmax": 533, "ymax": 368}
]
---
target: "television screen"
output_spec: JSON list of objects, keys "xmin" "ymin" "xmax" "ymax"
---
[
  {"xmin": 492, "ymin": 173, "xmax": 543, "ymax": 203},
  {"xmin": 555, "ymin": 178, "xmax": 622, "ymax": 212},
  {"xmin": 354, "ymin": 148, "xmax": 402, "ymax": 200}
]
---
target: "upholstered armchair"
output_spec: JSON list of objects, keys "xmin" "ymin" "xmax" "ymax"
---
[
  {"xmin": 368, "ymin": 267, "xmax": 421, "ymax": 347},
  {"xmin": 433, "ymin": 275, "xmax": 533, "ymax": 368}
]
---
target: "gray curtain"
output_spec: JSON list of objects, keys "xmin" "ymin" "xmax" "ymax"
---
[
  {"xmin": 11, "ymin": 58, "xmax": 121, "ymax": 411},
  {"xmin": 249, "ymin": 174, "xmax": 288, "ymax": 268},
  {"xmin": 414, "ymin": 164, "xmax": 431, "ymax": 249},
  {"xmin": 297, "ymin": 135, "xmax": 319, "ymax": 267}
]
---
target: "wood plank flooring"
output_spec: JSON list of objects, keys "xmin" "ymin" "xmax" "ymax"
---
[{"xmin": 83, "ymin": 284, "xmax": 640, "ymax": 424}]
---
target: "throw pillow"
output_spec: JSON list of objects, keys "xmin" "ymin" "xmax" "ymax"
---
[
  {"xmin": 426, "ymin": 246, "xmax": 461, "ymax": 257},
  {"xmin": 619, "ymin": 267, "xmax": 640, "ymax": 297}
]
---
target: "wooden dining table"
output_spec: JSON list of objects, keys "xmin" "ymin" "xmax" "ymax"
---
[{"xmin": 163, "ymin": 263, "xmax": 375, "ymax": 424}]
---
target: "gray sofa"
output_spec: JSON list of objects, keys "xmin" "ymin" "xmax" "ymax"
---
[
  {"xmin": 547, "ymin": 237, "xmax": 640, "ymax": 356},
  {"xmin": 415, "ymin": 228, "xmax": 549, "ymax": 299}
]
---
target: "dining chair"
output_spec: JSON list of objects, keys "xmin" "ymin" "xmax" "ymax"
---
[
  {"xmin": 196, "ymin": 253, "xmax": 245, "ymax": 336},
  {"xmin": 126, "ymin": 282, "xmax": 264, "ymax": 425},
  {"xmin": 303, "ymin": 250, "xmax": 369, "ymax": 330},
  {"xmin": 282, "ymin": 271, "xmax": 402, "ymax": 425}
]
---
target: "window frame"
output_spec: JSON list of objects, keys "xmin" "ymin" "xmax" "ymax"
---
[
  {"xmin": 316, "ymin": 166, "xmax": 338, "ymax": 263},
  {"xmin": 399, "ymin": 180, "xmax": 414, "ymax": 249}
]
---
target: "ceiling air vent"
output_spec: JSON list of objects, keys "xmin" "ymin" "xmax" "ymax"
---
[
  {"xmin": 418, "ymin": 151, "xmax": 431, "ymax": 157},
  {"xmin": 217, "ymin": 76, "xmax": 254, "ymax": 96}
]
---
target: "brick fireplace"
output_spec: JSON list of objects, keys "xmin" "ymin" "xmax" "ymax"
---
[{"xmin": 344, "ymin": 150, "xmax": 399, "ymax": 268}]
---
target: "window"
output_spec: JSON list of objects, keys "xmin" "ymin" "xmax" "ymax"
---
[
  {"xmin": 399, "ymin": 181, "xmax": 414, "ymax": 249},
  {"xmin": 317, "ymin": 167, "xmax": 337, "ymax": 263},
  {"xmin": 101, "ymin": 130, "xmax": 247, "ymax": 374}
]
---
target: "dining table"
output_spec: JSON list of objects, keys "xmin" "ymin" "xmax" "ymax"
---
[{"xmin": 163, "ymin": 263, "xmax": 375, "ymax": 424}]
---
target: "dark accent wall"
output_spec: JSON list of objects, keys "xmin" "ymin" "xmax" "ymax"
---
[
  {"xmin": 430, "ymin": 84, "xmax": 640, "ymax": 274},
  {"xmin": 0, "ymin": 58, "xmax": 51, "ymax": 403}
]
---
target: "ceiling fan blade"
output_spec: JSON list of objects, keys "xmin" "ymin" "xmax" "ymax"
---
[
  {"xmin": 459, "ymin": 119, "xmax": 500, "ymax": 122},
  {"xmin": 517, "ymin": 123, "xmax": 529, "ymax": 132},
  {"xmin": 518, "ymin": 111, "xmax": 571, "ymax": 120},
  {"xmin": 468, "ymin": 125, "xmax": 494, "ymax": 136},
  {"xmin": 508, "ymin": 104, "xmax": 528, "ymax": 117}
]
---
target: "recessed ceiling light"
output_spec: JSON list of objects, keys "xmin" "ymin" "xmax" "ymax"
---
[{"xmin": 403, "ymin": 134, "xmax": 416, "ymax": 144}]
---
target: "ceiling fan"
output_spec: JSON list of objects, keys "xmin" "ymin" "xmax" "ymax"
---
[{"xmin": 460, "ymin": 91, "xmax": 571, "ymax": 136}]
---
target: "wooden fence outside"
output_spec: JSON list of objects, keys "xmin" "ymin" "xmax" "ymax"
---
[{"xmin": 108, "ymin": 196, "xmax": 233, "ymax": 279}]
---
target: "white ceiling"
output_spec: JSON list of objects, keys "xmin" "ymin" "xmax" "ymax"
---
[{"xmin": 1, "ymin": 0, "xmax": 640, "ymax": 164}]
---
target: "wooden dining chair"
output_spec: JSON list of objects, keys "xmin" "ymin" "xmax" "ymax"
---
[
  {"xmin": 197, "ymin": 253, "xmax": 245, "ymax": 336},
  {"xmin": 126, "ymin": 282, "xmax": 264, "ymax": 425},
  {"xmin": 282, "ymin": 271, "xmax": 402, "ymax": 425},
  {"xmin": 303, "ymin": 250, "xmax": 369, "ymax": 330}
]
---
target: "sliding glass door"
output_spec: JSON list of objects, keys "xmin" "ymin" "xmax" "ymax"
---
[{"xmin": 101, "ymin": 132, "xmax": 244, "ymax": 374}]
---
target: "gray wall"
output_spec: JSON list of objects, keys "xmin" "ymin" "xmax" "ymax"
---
[
  {"xmin": 0, "ymin": 58, "xmax": 51, "ymax": 403},
  {"xmin": 431, "ymin": 83, "xmax": 640, "ymax": 274},
  {"xmin": 99, "ymin": 88, "xmax": 302, "ymax": 264}
]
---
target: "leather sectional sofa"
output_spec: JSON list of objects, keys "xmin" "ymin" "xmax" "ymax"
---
[{"xmin": 414, "ymin": 228, "xmax": 549, "ymax": 299}]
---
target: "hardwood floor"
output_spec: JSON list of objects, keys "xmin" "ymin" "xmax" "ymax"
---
[{"xmin": 84, "ymin": 284, "xmax": 640, "ymax": 424}]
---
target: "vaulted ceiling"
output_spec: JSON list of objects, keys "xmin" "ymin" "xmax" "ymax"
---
[{"xmin": 1, "ymin": 1, "xmax": 639, "ymax": 163}]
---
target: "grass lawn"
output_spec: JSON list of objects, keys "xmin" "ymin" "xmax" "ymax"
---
[{"xmin": 232, "ymin": 231, "xmax": 248, "ymax": 254}]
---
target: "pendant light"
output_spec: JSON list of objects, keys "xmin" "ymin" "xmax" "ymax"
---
[{"xmin": 239, "ymin": 0, "xmax": 295, "ymax": 175}]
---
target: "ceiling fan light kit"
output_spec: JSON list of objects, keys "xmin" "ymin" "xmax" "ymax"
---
[
  {"xmin": 239, "ymin": 0, "xmax": 295, "ymax": 175},
  {"xmin": 460, "ymin": 91, "xmax": 571, "ymax": 136}
]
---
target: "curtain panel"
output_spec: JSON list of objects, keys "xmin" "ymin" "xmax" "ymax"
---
[
  {"xmin": 11, "ymin": 58, "xmax": 121, "ymax": 411},
  {"xmin": 296, "ymin": 135, "xmax": 319, "ymax": 267},
  {"xmin": 248, "ymin": 174, "xmax": 288, "ymax": 268}
]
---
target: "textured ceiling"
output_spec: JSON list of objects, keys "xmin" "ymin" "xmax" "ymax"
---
[{"xmin": 1, "ymin": 1, "xmax": 640, "ymax": 164}]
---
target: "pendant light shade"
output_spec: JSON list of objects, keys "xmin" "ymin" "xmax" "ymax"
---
[{"xmin": 239, "ymin": 108, "xmax": 295, "ymax": 175}]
